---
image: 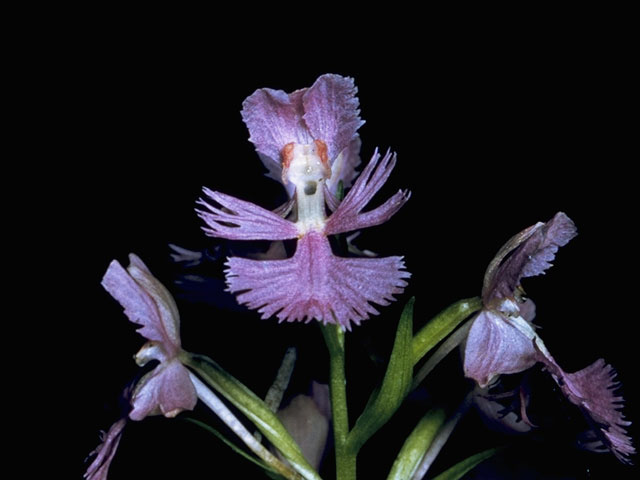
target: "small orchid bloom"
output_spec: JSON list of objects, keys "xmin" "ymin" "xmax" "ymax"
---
[
  {"xmin": 463, "ymin": 212, "xmax": 634, "ymax": 463},
  {"xmin": 86, "ymin": 255, "xmax": 198, "ymax": 479},
  {"xmin": 198, "ymin": 146, "xmax": 410, "ymax": 330},
  {"xmin": 101, "ymin": 254, "xmax": 197, "ymax": 419},
  {"xmin": 242, "ymin": 73, "xmax": 363, "ymax": 199}
]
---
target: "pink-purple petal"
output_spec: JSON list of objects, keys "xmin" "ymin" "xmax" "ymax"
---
[
  {"xmin": 520, "ymin": 212, "xmax": 577, "ymax": 278},
  {"xmin": 197, "ymin": 188, "xmax": 299, "ymax": 240},
  {"xmin": 463, "ymin": 310, "xmax": 539, "ymax": 388},
  {"xmin": 225, "ymin": 232, "xmax": 409, "ymax": 330},
  {"xmin": 241, "ymin": 87, "xmax": 312, "ymax": 163},
  {"xmin": 302, "ymin": 74, "xmax": 364, "ymax": 164},
  {"xmin": 129, "ymin": 360, "xmax": 197, "ymax": 421},
  {"xmin": 484, "ymin": 212, "xmax": 577, "ymax": 301},
  {"xmin": 323, "ymin": 183, "xmax": 341, "ymax": 212},
  {"xmin": 84, "ymin": 418, "xmax": 127, "ymax": 480},
  {"xmin": 127, "ymin": 254, "xmax": 181, "ymax": 349},
  {"xmin": 325, "ymin": 150, "xmax": 410, "ymax": 235},
  {"xmin": 545, "ymin": 358, "xmax": 635, "ymax": 464},
  {"xmin": 102, "ymin": 258, "xmax": 179, "ymax": 355}
]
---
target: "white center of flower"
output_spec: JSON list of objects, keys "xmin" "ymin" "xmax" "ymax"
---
[{"xmin": 281, "ymin": 140, "xmax": 331, "ymax": 235}]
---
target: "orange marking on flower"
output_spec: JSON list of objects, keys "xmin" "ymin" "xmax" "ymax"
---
[
  {"xmin": 281, "ymin": 142, "xmax": 296, "ymax": 184},
  {"xmin": 281, "ymin": 142, "xmax": 295, "ymax": 169},
  {"xmin": 314, "ymin": 139, "xmax": 329, "ymax": 166}
]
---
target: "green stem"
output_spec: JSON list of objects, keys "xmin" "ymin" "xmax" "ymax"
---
[
  {"xmin": 183, "ymin": 353, "xmax": 321, "ymax": 480},
  {"xmin": 321, "ymin": 324, "xmax": 356, "ymax": 480},
  {"xmin": 411, "ymin": 297, "xmax": 482, "ymax": 367}
]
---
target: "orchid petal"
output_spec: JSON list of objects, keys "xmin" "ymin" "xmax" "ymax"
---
[
  {"xmin": 197, "ymin": 188, "xmax": 299, "ymax": 240},
  {"xmin": 225, "ymin": 232, "xmax": 409, "ymax": 330},
  {"xmin": 483, "ymin": 212, "xmax": 577, "ymax": 301},
  {"xmin": 129, "ymin": 359, "xmax": 197, "ymax": 421},
  {"xmin": 325, "ymin": 149, "xmax": 410, "ymax": 235},
  {"xmin": 302, "ymin": 74, "xmax": 364, "ymax": 165},
  {"xmin": 101, "ymin": 255, "xmax": 180, "ymax": 355},
  {"xmin": 323, "ymin": 183, "xmax": 341, "ymax": 212},
  {"xmin": 463, "ymin": 311, "xmax": 539, "ymax": 388},
  {"xmin": 544, "ymin": 358, "xmax": 635, "ymax": 464},
  {"xmin": 241, "ymin": 87, "xmax": 311, "ymax": 163}
]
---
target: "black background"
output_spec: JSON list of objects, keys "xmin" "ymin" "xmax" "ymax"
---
[{"xmin": 54, "ymin": 18, "xmax": 638, "ymax": 480}]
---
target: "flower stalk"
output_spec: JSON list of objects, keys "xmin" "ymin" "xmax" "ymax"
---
[
  {"xmin": 189, "ymin": 372, "xmax": 303, "ymax": 480},
  {"xmin": 321, "ymin": 323, "xmax": 356, "ymax": 480},
  {"xmin": 183, "ymin": 353, "xmax": 322, "ymax": 480}
]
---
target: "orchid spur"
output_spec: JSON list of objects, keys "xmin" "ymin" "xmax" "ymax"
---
[{"xmin": 198, "ymin": 75, "xmax": 411, "ymax": 330}]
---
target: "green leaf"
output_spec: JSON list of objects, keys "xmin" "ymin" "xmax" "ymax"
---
[
  {"xmin": 184, "ymin": 417, "xmax": 282, "ymax": 476},
  {"xmin": 386, "ymin": 409, "xmax": 446, "ymax": 480},
  {"xmin": 430, "ymin": 447, "xmax": 503, "ymax": 480},
  {"xmin": 348, "ymin": 298, "xmax": 415, "ymax": 453},
  {"xmin": 412, "ymin": 297, "xmax": 481, "ymax": 366},
  {"xmin": 184, "ymin": 353, "xmax": 321, "ymax": 480}
]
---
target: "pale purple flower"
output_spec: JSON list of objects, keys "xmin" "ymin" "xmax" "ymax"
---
[
  {"xmin": 85, "ymin": 255, "xmax": 198, "ymax": 478},
  {"xmin": 198, "ymin": 146, "xmax": 410, "ymax": 330},
  {"xmin": 463, "ymin": 212, "xmax": 634, "ymax": 463},
  {"xmin": 199, "ymin": 75, "xmax": 409, "ymax": 330},
  {"xmin": 241, "ymin": 74, "xmax": 363, "ymax": 198},
  {"xmin": 101, "ymin": 254, "xmax": 197, "ymax": 419}
]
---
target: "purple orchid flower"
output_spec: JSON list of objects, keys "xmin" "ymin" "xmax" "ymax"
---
[
  {"xmin": 86, "ymin": 255, "xmax": 198, "ymax": 479},
  {"xmin": 241, "ymin": 73, "xmax": 363, "ymax": 198},
  {"xmin": 198, "ymin": 75, "xmax": 410, "ymax": 330},
  {"xmin": 102, "ymin": 254, "xmax": 197, "ymax": 420},
  {"xmin": 463, "ymin": 212, "xmax": 634, "ymax": 463},
  {"xmin": 101, "ymin": 253, "xmax": 197, "ymax": 419}
]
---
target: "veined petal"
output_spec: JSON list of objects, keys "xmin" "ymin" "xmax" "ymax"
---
[
  {"xmin": 225, "ymin": 232, "xmax": 410, "ymax": 330},
  {"xmin": 325, "ymin": 149, "xmax": 410, "ymax": 235},
  {"xmin": 483, "ymin": 212, "xmax": 577, "ymax": 301},
  {"xmin": 127, "ymin": 254, "xmax": 181, "ymax": 346},
  {"xmin": 197, "ymin": 188, "xmax": 299, "ymax": 240},
  {"xmin": 102, "ymin": 255, "xmax": 181, "ymax": 355},
  {"xmin": 302, "ymin": 74, "xmax": 364, "ymax": 164},
  {"xmin": 543, "ymin": 358, "xmax": 635, "ymax": 464},
  {"xmin": 129, "ymin": 359, "xmax": 197, "ymax": 421},
  {"xmin": 241, "ymin": 87, "xmax": 311, "ymax": 163},
  {"xmin": 463, "ymin": 310, "xmax": 539, "ymax": 388}
]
